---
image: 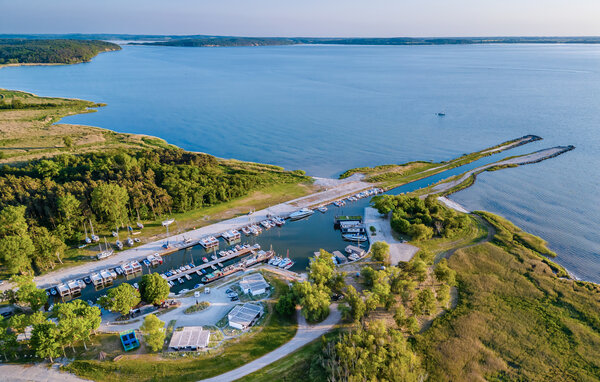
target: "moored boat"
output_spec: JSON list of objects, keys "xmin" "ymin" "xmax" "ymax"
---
[{"xmin": 289, "ymin": 208, "xmax": 314, "ymax": 220}]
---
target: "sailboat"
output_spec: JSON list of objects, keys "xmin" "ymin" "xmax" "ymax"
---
[
  {"xmin": 89, "ymin": 219, "xmax": 100, "ymax": 242},
  {"xmin": 97, "ymin": 237, "xmax": 115, "ymax": 260},
  {"xmin": 84, "ymin": 225, "xmax": 91, "ymax": 244}
]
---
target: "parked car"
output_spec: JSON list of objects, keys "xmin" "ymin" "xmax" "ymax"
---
[
  {"xmin": 230, "ymin": 296, "xmax": 239, "ymax": 301},
  {"xmin": 225, "ymin": 288, "xmax": 233, "ymax": 294}
]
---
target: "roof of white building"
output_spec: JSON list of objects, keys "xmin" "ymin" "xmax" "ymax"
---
[
  {"xmin": 239, "ymin": 273, "xmax": 269, "ymax": 293},
  {"xmin": 228, "ymin": 303, "xmax": 264, "ymax": 327},
  {"xmin": 169, "ymin": 326, "xmax": 210, "ymax": 349}
]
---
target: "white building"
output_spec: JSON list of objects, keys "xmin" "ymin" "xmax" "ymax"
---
[
  {"xmin": 168, "ymin": 326, "xmax": 210, "ymax": 350},
  {"xmin": 228, "ymin": 303, "xmax": 264, "ymax": 330},
  {"xmin": 239, "ymin": 273, "xmax": 269, "ymax": 296}
]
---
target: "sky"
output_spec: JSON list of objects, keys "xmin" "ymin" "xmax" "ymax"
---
[{"xmin": 1, "ymin": 0, "xmax": 600, "ymax": 37}]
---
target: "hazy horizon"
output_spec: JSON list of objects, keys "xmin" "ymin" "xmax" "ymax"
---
[{"xmin": 2, "ymin": 0, "xmax": 600, "ymax": 37}]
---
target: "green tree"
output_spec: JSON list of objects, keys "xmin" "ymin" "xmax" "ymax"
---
[
  {"xmin": 30, "ymin": 226, "xmax": 67, "ymax": 272},
  {"xmin": 8, "ymin": 313, "xmax": 29, "ymax": 335},
  {"xmin": 342, "ymin": 285, "xmax": 366, "ymax": 322},
  {"xmin": 361, "ymin": 266, "xmax": 377, "ymax": 287},
  {"xmin": 275, "ymin": 289, "xmax": 296, "ymax": 317},
  {"xmin": 62, "ymin": 136, "xmax": 74, "ymax": 150},
  {"xmin": 405, "ymin": 316, "xmax": 420, "ymax": 335},
  {"xmin": 0, "ymin": 205, "xmax": 29, "ymax": 236},
  {"xmin": 434, "ymin": 258, "xmax": 457, "ymax": 286},
  {"xmin": 408, "ymin": 223, "xmax": 434, "ymax": 241},
  {"xmin": 324, "ymin": 320, "xmax": 424, "ymax": 381},
  {"xmin": 30, "ymin": 321, "xmax": 61, "ymax": 362},
  {"xmin": 0, "ymin": 236, "xmax": 34, "ymax": 275},
  {"xmin": 56, "ymin": 193, "xmax": 81, "ymax": 241},
  {"xmin": 140, "ymin": 314, "xmax": 165, "ymax": 352},
  {"xmin": 437, "ymin": 284, "xmax": 451, "ymax": 309},
  {"xmin": 0, "ymin": 317, "xmax": 18, "ymax": 360},
  {"xmin": 140, "ymin": 273, "xmax": 170, "ymax": 305},
  {"xmin": 293, "ymin": 281, "xmax": 330, "ymax": 323},
  {"xmin": 55, "ymin": 300, "xmax": 101, "ymax": 352},
  {"xmin": 12, "ymin": 275, "xmax": 47, "ymax": 311},
  {"xmin": 98, "ymin": 283, "xmax": 140, "ymax": 316},
  {"xmin": 413, "ymin": 289, "xmax": 437, "ymax": 316},
  {"xmin": 406, "ymin": 259, "xmax": 428, "ymax": 283},
  {"xmin": 372, "ymin": 195, "xmax": 396, "ymax": 215},
  {"xmin": 308, "ymin": 250, "xmax": 336, "ymax": 286},
  {"xmin": 91, "ymin": 183, "xmax": 129, "ymax": 224},
  {"xmin": 371, "ymin": 241, "xmax": 390, "ymax": 265}
]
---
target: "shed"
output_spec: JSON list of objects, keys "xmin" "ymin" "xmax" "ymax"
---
[
  {"xmin": 169, "ymin": 326, "xmax": 210, "ymax": 350},
  {"xmin": 239, "ymin": 273, "xmax": 269, "ymax": 296},
  {"xmin": 228, "ymin": 303, "xmax": 264, "ymax": 330}
]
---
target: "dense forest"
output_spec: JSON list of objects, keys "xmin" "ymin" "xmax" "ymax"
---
[
  {"xmin": 0, "ymin": 39, "xmax": 120, "ymax": 65},
  {"xmin": 135, "ymin": 36, "xmax": 600, "ymax": 47},
  {"xmin": 0, "ymin": 148, "xmax": 307, "ymax": 275}
]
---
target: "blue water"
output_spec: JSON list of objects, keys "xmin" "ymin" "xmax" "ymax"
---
[{"xmin": 1, "ymin": 44, "xmax": 599, "ymax": 282}]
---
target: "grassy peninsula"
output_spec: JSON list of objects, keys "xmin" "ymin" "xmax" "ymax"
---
[
  {"xmin": 340, "ymin": 135, "xmax": 541, "ymax": 188},
  {"xmin": 0, "ymin": 39, "xmax": 120, "ymax": 65}
]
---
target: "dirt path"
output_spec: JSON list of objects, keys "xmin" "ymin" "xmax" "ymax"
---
[
  {"xmin": 199, "ymin": 305, "xmax": 341, "ymax": 382},
  {"xmin": 434, "ymin": 215, "xmax": 496, "ymax": 263}
]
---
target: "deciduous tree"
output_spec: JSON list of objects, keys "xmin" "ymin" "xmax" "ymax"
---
[
  {"xmin": 98, "ymin": 283, "xmax": 140, "ymax": 316},
  {"xmin": 140, "ymin": 314, "xmax": 165, "ymax": 352},
  {"xmin": 140, "ymin": 273, "xmax": 170, "ymax": 305}
]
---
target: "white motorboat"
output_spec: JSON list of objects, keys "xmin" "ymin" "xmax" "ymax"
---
[{"xmin": 289, "ymin": 208, "xmax": 314, "ymax": 220}]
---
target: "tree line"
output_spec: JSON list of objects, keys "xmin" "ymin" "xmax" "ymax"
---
[
  {"xmin": 0, "ymin": 147, "xmax": 307, "ymax": 276},
  {"xmin": 373, "ymin": 194, "xmax": 469, "ymax": 241},
  {"xmin": 0, "ymin": 39, "xmax": 120, "ymax": 65}
]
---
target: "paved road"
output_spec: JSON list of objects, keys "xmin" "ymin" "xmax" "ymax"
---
[
  {"xmin": 0, "ymin": 363, "xmax": 88, "ymax": 382},
  {"xmin": 198, "ymin": 305, "xmax": 342, "ymax": 382}
]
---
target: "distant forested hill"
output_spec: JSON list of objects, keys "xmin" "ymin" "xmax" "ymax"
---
[
  {"xmin": 0, "ymin": 39, "xmax": 121, "ymax": 65},
  {"xmin": 133, "ymin": 36, "xmax": 600, "ymax": 47}
]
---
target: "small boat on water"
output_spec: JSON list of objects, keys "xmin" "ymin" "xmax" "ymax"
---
[
  {"xmin": 133, "ymin": 282, "xmax": 139, "ymax": 289},
  {"xmin": 168, "ymin": 280, "xmax": 174, "ymax": 287},
  {"xmin": 289, "ymin": 208, "xmax": 314, "ymax": 220},
  {"xmin": 317, "ymin": 206, "xmax": 328, "ymax": 213},
  {"xmin": 196, "ymin": 270, "xmax": 202, "ymax": 276},
  {"xmin": 284, "ymin": 260, "xmax": 294, "ymax": 270},
  {"xmin": 241, "ymin": 226, "xmax": 252, "ymax": 236},
  {"xmin": 342, "ymin": 234, "xmax": 368, "ymax": 242},
  {"xmin": 211, "ymin": 265, "xmax": 217, "ymax": 270},
  {"xmin": 260, "ymin": 220, "xmax": 272, "ymax": 229},
  {"xmin": 178, "ymin": 277, "xmax": 184, "ymax": 284},
  {"xmin": 184, "ymin": 274, "xmax": 192, "ymax": 281},
  {"xmin": 83, "ymin": 276, "xmax": 92, "ymax": 284},
  {"xmin": 217, "ymin": 262, "xmax": 224, "ymax": 267},
  {"xmin": 278, "ymin": 258, "xmax": 292, "ymax": 269},
  {"xmin": 143, "ymin": 259, "xmax": 151, "ymax": 266},
  {"xmin": 50, "ymin": 287, "xmax": 57, "ymax": 296},
  {"xmin": 202, "ymin": 257, "xmax": 208, "ymax": 263},
  {"xmin": 211, "ymin": 254, "xmax": 217, "ymax": 260}
]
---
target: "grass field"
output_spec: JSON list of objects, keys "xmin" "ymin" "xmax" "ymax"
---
[
  {"xmin": 0, "ymin": 88, "xmax": 173, "ymax": 164},
  {"xmin": 415, "ymin": 213, "xmax": 600, "ymax": 381}
]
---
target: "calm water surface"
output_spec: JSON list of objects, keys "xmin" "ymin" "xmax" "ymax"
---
[{"xmin": 1, "ymin": 44, "xmax": 599, "ymax": 282}]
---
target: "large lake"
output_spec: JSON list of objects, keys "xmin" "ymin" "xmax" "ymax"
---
[{"xmin": 1, "ymin": 44, "xmax": 599, "ymax": 282}]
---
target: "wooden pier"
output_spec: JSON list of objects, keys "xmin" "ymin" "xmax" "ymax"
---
[{"xmin": 164, "ymin": 244, "xmax": 261, "ymax": 282}]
